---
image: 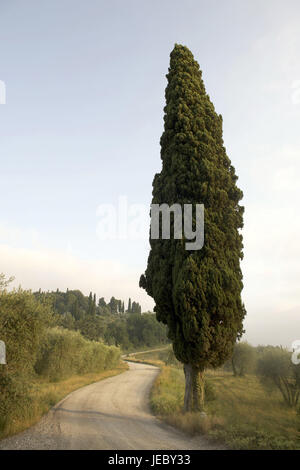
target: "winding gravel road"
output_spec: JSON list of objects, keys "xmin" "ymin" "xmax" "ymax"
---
[{"xmin": 0, "ymin": 362, "xmax": 217, "ymax": 450}]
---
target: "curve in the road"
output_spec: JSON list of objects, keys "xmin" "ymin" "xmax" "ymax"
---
[{"xmin": 0, "ymin": 362, "xmax": 218, "ymax": 450}]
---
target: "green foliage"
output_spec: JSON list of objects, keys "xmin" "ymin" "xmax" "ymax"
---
[
  {"xmin": 140, "ymin": 44, "xmax": 245, "ymax": 374},
  {"xmin": 256, "ymin": 347, "xmax": 300, "ymax": 408},
  {"xmin": 126, "ymin": 313, "xmax": 168, "ymax": 349},
  {"xmin": 59, "ymin": 312, "xmax": 76, "ymax": 330},
  {"xmin": 35, "ymin": 288, "xmax": 139, "ymax": 318},
  {"xmin": 0, "ymin": 286, "xmax": 121, "ymax": 435},
  {"xmin": 35, "ymin": 327, "xmax": 120, "ymax": 381},
  {"xmin": 35, "ymin": 289, "xmax": 144, "ymax": 342},
  {"xmin": 98, "ymin": 297, "xmax": 107, "ymax": 309},
  {"xmin": 87, "ymin": 292, "xmax": 96, "ymax": 316},
  {"xmin": 105, "ymin": 320, "xmax": 131, "ymax": 348},
  {"xmin": 0, "ymin": 289, "xmax": 54, "ymax": 374},
  {"xmin": 131, "ymin": 301, "xmax": 142, "ymax": 314},
  {"xmin": 109, "ymin": 296, "xmax": 118, "ymax": 314},
  {"xmin": 75, "ymin": 313, "xmax": 105, "ymax": 341},
  {"xmin": 104, "ymin": 345, "xmax": 120, "ymax": 370},
  {"xmin": 231, "ymin": 342, "xmax": 256, "ymax": 376},
  {"xmin": 0, "ymin": 288, "xmax": 54, "ymax": 431},
  {"xmin": 0, "ymin": 371, "xmax": 32, "ymax": 433},
  {"xmin": 105, "ymin": 313, "xmax": 169, "ymax": 350}
]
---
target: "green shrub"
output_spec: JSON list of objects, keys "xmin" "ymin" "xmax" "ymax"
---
[
  {"xmin": 0, "ymin": 287, "xmax": 122, "ymax": 438},
  {"xmin": 35, "ymin": 327, "xmax": 84, "ymax": 380},
  {"xmin": 256, "ymin": 347, "xmax": 300, "ymax": 408},
  {"xmin": 35, "ymin": 327, "xmax": 120, "ymax": 381},
  {"xmin": 0, "ymin": 289, "xmax": 53, "ymax": 374},
  {"xmin": 0, "ymin": 369, "xmax": 32, "ymax": 432},
  {"xmin": 104, "ymin": 345, "xmax": 120, "ymax": 369},
  {"xmin": 231, "ymin": 342, "xmax": 256, "ymax": 376}
]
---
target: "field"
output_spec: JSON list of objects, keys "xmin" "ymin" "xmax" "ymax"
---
[{"xmin": 129, "ymin": 350, "xmax": 300, "ymax": 450}]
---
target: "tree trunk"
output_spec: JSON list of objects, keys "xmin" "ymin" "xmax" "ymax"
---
[
  {"xmin": 184, "ymin": 364, "xmax": 193, "ymax": 411},
  {"xmin": 184, "ymin": 364, "xmax": 205, "ymax": 412},
  {"xmin": 193, "ymin": 368, "xmax": 205, "ymax": 411}
]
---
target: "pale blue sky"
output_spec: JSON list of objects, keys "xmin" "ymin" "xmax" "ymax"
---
[{"xmin": 0, "ymin": 0, "xmax": 299, "ymax": 345}]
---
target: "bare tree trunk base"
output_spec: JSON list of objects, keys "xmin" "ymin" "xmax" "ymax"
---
[{"xmin": 184, "ymin": 364, "xmax": 205, "ymax": 412}]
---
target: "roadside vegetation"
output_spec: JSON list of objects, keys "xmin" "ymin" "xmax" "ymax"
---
[
  {"xmin": 130, "ymin": 345, "xmax": 300, "ymax": 450},
  {"xmin": 0, "ymin": 276, "xmax": 128, "ymax": 439},
  {"xmin": 0, "ymin": 273, "xmax": 168, "ymax": 440},
  {"xmin": 0, "ymin": 363, "xmax": 127, "ymax": 440}
]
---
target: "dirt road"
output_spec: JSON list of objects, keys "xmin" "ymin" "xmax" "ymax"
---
[{"xmin": 0, "ymin": 362, "xmax": 217, "ymax": 450}]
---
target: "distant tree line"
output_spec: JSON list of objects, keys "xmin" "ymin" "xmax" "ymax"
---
[
  {"xmin": 35, "ymin": 289, "xmax": 141, "ymax": 318},
  {"xmin": 33, "ymin": 289, "xmax": 167, "ymax": 349}
]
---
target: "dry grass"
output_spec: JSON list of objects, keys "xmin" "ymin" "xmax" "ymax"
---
[
  {"xmin": 1, "ymin": 362, "xmax": 128, "ymax": 439},
  {"xmin": 150, "ymin": 364, "xmax": 300, "ymax": 450},
  {"xmin": 166, "ymin": 412, "xmax": 225, "ymax": 436}
]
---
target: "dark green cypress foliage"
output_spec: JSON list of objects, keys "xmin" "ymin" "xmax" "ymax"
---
[
  {"xmin": 72, "ymin": 298, "xmax": 80, "ymax": 320},
  {"xmin": 88, "ymin": 292, "xmax": 96, "ymax": 316},
  {"xmin": 98, "ymin": 297, "xmax": 106, "ymax": 308},
  {"xmin": 140, "ymin": 44, "xmax": 245, "ymax": 411},
  {"xmin": 87, "ymin": 292, "xmax": 93, "ymax": 315},
  {"xmin": 109, "ymin": 296, "xmax": 118, "ymax": 314}
]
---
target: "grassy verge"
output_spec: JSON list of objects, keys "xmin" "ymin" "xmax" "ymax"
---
[
  {"xmin": 0, "ymin": 361, "xmax": 128, "ymax": 440},
  {"xmin": 148, "ymin": 363, "xmax": 300, "ymax": 450}
]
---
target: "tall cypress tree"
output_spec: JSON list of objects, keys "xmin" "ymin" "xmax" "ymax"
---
[
  {"xmin": 109, "ymin": 296, "xmax": 118, "ymax": 314},
  {"xmin": 72, "ymin": 298, "xmax": 80, "ymax": 320},
  {"xmin": 140, "ymin": 45, "xmax": 245, "ymax": 411},
  {"xmin": 98, "ymin": 297, "xmax": 106, "ymax": 308},
  {"xmin": 87, "ymin": 292, "xmax": 93, "ymax": 315}
]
